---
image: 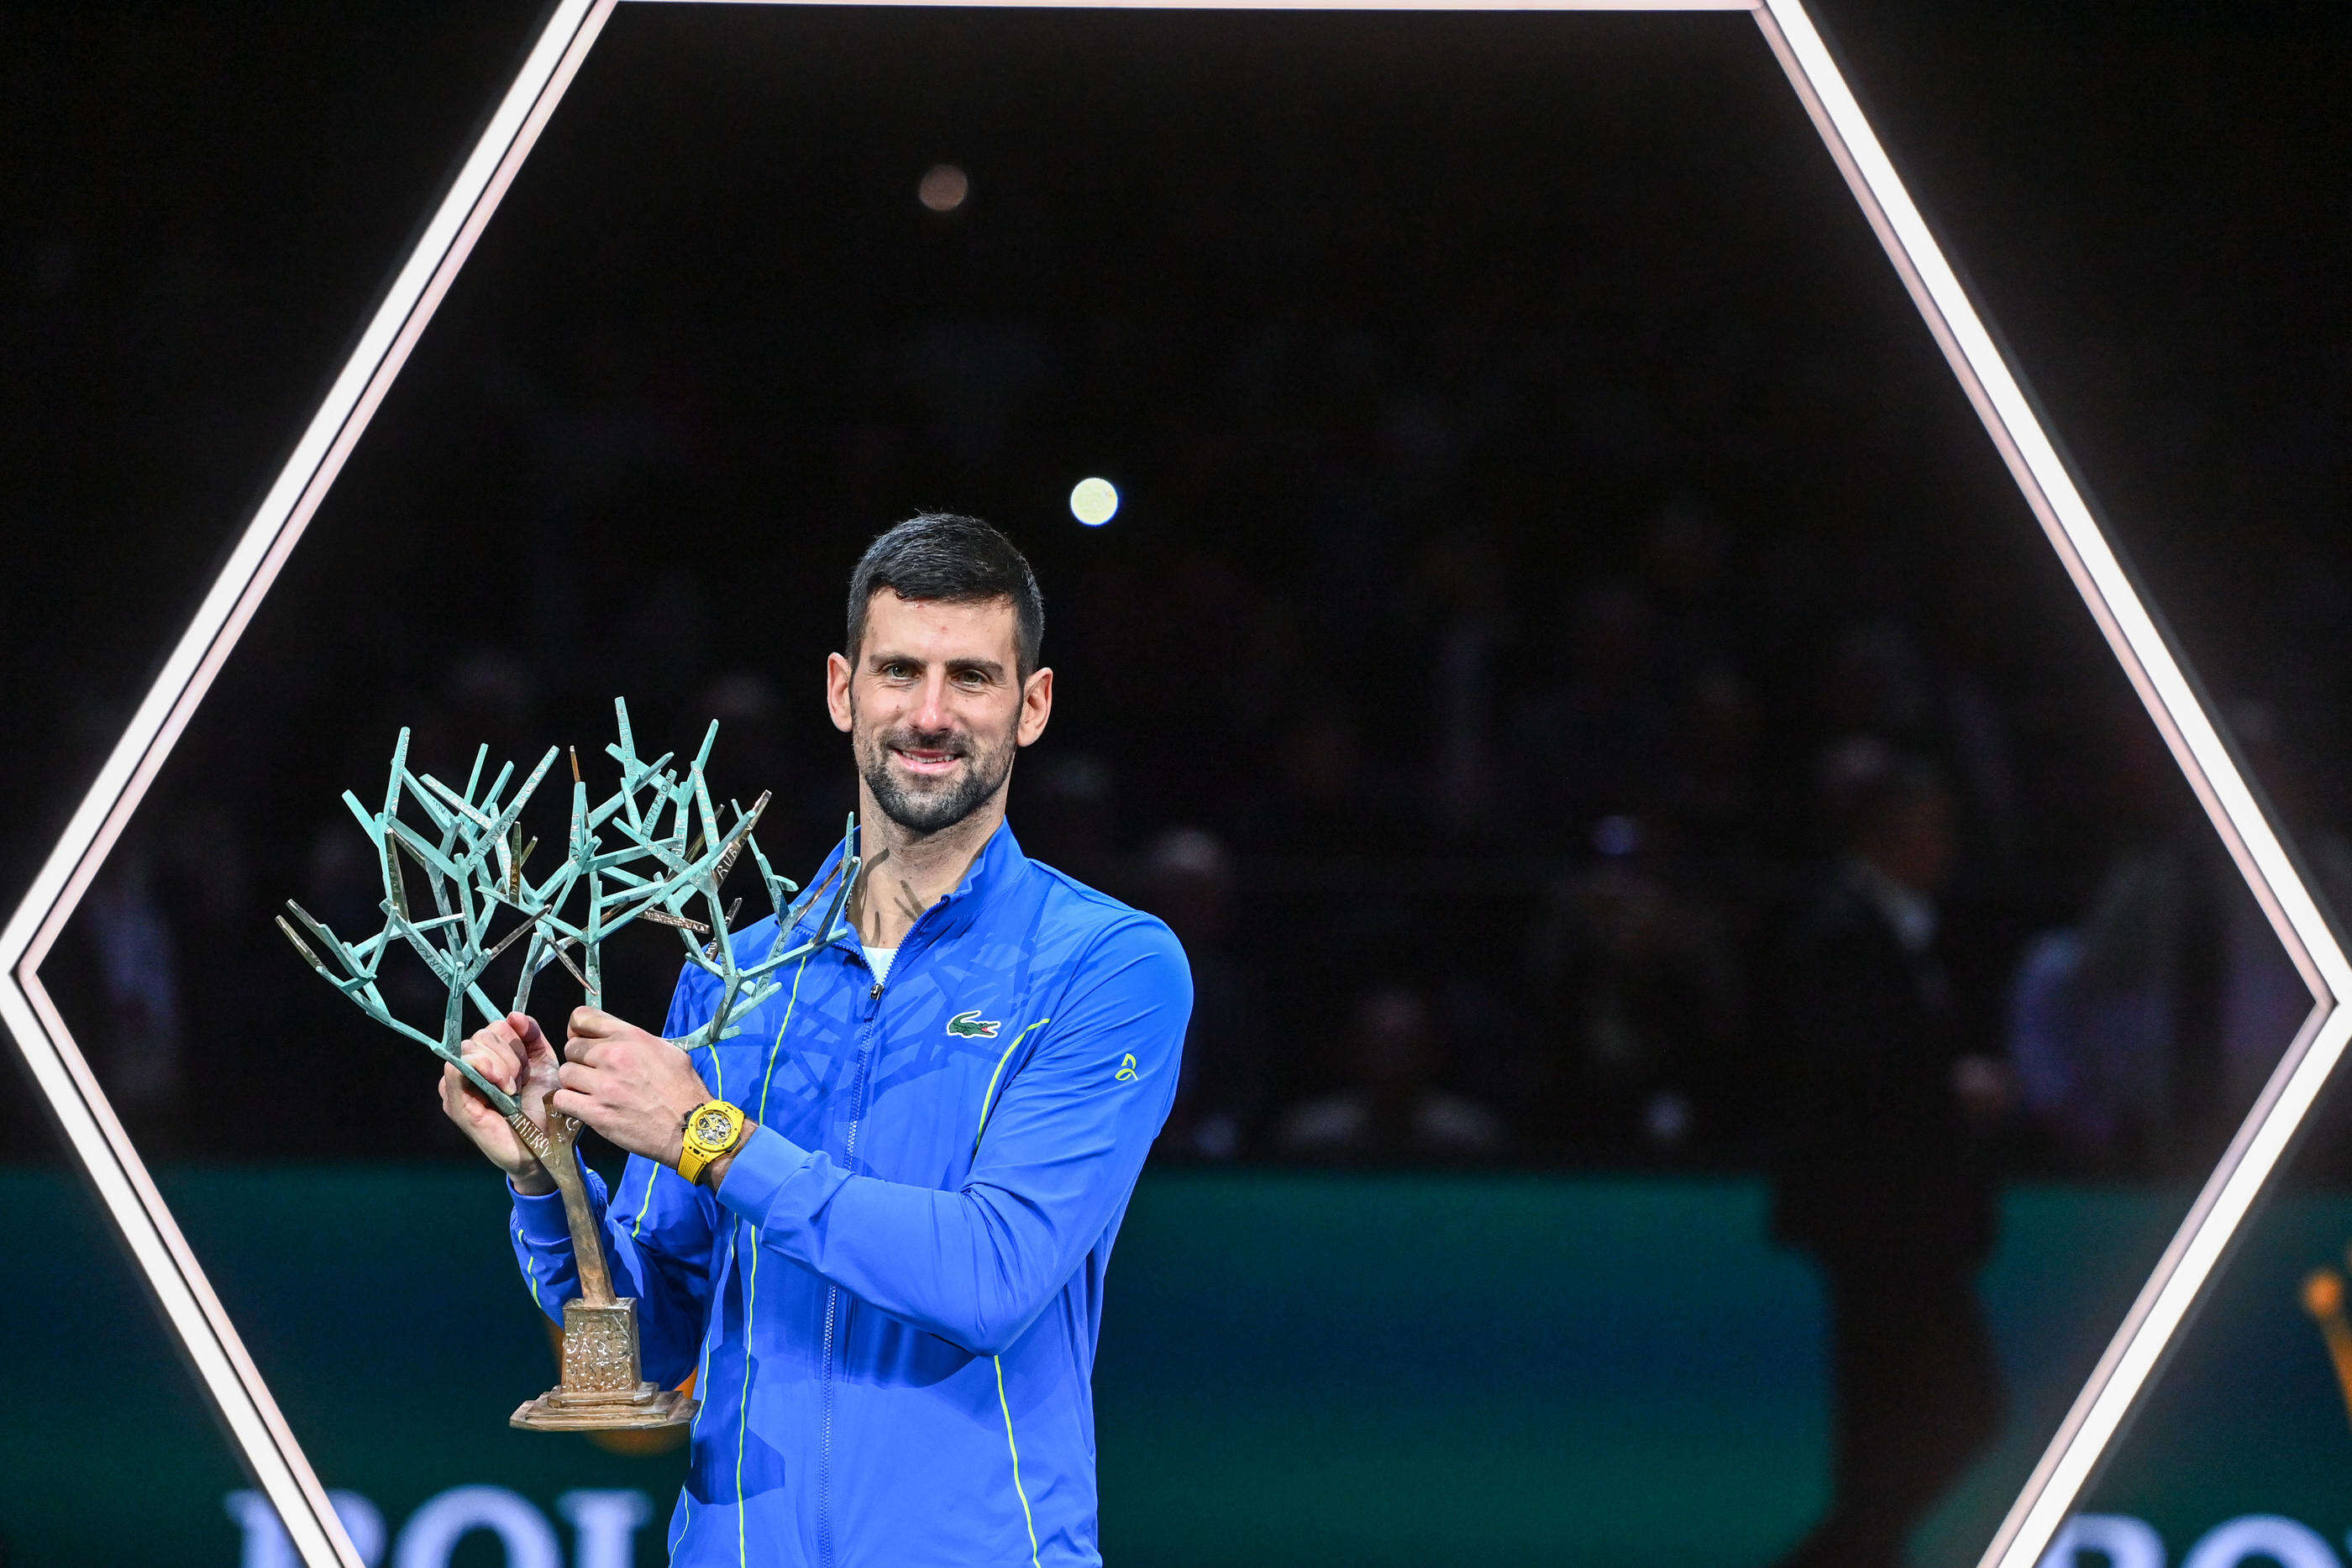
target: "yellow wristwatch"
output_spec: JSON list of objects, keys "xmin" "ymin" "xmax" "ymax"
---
[{"xmin": 678, "ymin": 1099, "xmax": 748, "ymax": 1186}]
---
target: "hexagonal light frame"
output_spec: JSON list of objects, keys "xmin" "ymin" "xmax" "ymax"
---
[{"xmin": 2, "ymin": 1, "xmax": 2339, "ymax": 1564}]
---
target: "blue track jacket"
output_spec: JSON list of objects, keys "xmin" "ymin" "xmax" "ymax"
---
[{"xmin": 508, "ymin": 821, "xmax": 1191, "ymax": 1566}]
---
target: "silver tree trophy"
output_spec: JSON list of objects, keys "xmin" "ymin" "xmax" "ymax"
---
[{"xmin": 276, "ymin": 696, "xmax": 858, "ymax": 1429}]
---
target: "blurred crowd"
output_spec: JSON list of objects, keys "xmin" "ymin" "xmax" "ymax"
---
[
  {"xmin": 11, "ymin": 8, "xmax": 2352, "ymax": 1185},
  {"xmin": 34, "ymin": 482, "xmax": 2352, "ymax": 1181}
]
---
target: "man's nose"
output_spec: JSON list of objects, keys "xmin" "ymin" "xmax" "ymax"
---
[{"xmin": 910, "ymin": 672, "xmax": 954, "ymax": 731}]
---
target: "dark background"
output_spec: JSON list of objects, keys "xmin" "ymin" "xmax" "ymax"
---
[
  {"xmin": 3, "ymin": 3, "xmax": 2349, "ymax": 1564},
  {"xmin": 10, "ymin": 0, "xmax": 2349, "ymax": 1169}
]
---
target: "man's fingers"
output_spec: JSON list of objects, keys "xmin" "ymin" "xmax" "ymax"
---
[
  {"xmin": 570, "ymin": 1005, "xmax": 619, "ymax": 1040},
  {"xmin": 564, "ymin": 1035, "xmax": 609, "ymax": 1067},
  {"xmin": 549, "ymin": 1087, "xmax": 592, "ymax": 1122},
  {"xmin": 441, "ymin": 1062, "xmax": 506, "ymax": 1127},
  {"xmin": 509, "ymin": 1011, "xmax": 556, "ymax": 1062},
  {"xmin": 461, "ymin": 1042, "xmax": 516, "ymax": 1093},
  {"xmin": 450, "ymin": 1057, "xmax": 511, "ymax": 1109},
  {"xmin": 556, "ymin": 1061, "xmax": 598, "ymax": 1095},
  {"xmin": 467, "ymin": 1021, "xmax": 525, "ymax": 1080},
  {"xmin": 471, "ymin": 1041, "xmax": 527, "ymax": 1094}
]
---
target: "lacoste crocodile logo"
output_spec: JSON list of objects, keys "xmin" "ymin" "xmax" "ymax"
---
[{"xmin": 946, "ymin": 1010, "xmax": 1001, "ymax": 1039}]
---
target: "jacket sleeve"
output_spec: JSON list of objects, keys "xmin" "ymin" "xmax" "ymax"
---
[
  {"xmin": 507, "ymin": 971, "xmax": 725, "ymax": 1386},
  {"xmin": 714, "ymin": 916, "xmax": 1191, "ymax": 1356}
]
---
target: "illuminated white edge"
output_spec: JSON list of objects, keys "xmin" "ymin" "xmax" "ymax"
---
[
  {"xmin": 1, "ymin": 3, "xmax": 2333, "ymax": 1565},
  {"xmin": 1751, "ymin": 4, "xmax": 2348, "ymax": 1565},
  {"xmin": 633, "ymin": 0, "xmax": 1758, "ymax": 7},
  {"xmin": 0, "ymin": 3, "xmax": 615, "ymax": 1565}
]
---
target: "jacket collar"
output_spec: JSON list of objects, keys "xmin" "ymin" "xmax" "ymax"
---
[{"xmin": 787, "ymin": 815, "xmax": 1029, "ymax": 949}]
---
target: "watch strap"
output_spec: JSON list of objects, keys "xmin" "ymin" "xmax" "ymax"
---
[{"xmin": 678, "ymin": 1099, "xmax": 746, "ymax": 1186}]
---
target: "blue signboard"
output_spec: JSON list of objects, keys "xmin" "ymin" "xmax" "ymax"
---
[{"xmin": 7, "ymin": 1167, "xmax": 2349, "ymax": 1566}]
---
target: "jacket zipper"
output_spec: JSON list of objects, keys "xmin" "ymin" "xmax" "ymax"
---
[{"xmin": 818, "ymin": 963, "xmax": 889, "ymax": 1568}]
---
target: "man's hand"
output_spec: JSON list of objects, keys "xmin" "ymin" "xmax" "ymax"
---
[
  {"xmin": 554, "ymin": 1007, "xmax": 714, "ymax": 1169},
  {"xmin": 442, "ymin": 1012, "xmax": 560, "ymax": 1190}
]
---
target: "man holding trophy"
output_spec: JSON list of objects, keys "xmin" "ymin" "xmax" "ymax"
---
[{"xmin": 439, "ymin": 515, "xmax": 1194, "ymax": 1567}]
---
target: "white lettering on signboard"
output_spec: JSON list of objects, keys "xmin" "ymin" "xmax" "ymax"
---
[
  {"xmin": 2181, "ymin": 1515, "xmax": 2342, "ymax": 1568},
  {"xmin": 223, "ymin": 1495, "xmax": 2352, "ymax": 1568},
  {"xmin": 556, "ymin": 1488, "xmax": 654, "ymax": 1568},
  {"xmin": 226, "ymin": 1490, "xmax": 386, "ymax": 1568},
  {"xmin": 228, "ymin": 1487, "xmax": 655, "ymax": 1568},
  {"xmin": 390, "ymin": 1486, "xmax": 561, "ymax": 1568},
  {"xmin": 2039, "ymin": 1513, "xmax": 2166, "ymax": 1568}
]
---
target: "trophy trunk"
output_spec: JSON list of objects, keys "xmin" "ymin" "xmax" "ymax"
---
[{"xmin": 507, "ymin": 1109, "xmax": 697, "ymax": 1432}]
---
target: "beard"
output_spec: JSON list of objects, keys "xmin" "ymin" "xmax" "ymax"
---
[{"xmin": 853, "ymin": 712, "xmax": 1018, "ymax": 835}]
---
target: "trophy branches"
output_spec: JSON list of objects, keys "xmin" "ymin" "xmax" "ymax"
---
[
  {"xmin": 274, "ymin": 695, "xmax": 859, "ymax": 1429},
  {"xmin": 276, "ymin": 695, "xmax": 859, "ymax": 1111}
]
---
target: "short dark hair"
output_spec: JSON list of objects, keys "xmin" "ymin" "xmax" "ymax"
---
[{"xmin": 845, "ymin": 513, "xmax": 1044, "ymax": 679}]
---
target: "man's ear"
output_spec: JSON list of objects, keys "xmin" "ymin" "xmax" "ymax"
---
[
  {"xmin": 826, "ymin": 651, "xmax": 855, "ymax": 734},
  {"xmin": 1016, "ymin": 666, "xmax": 1053, "ymax": 747}
]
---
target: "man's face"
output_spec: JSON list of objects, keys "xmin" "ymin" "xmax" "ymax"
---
[{"xmin": 827, "ymin": 590, "xmax": 1052, "ymax": 835}]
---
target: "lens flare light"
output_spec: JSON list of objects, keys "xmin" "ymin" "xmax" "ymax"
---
[
  {"xmin": 917, "ymin": 163, "xmax": 969, "ymax": 212},
  {"xmin": 1069, "ymin": 477, "xmax": 1120, "ymax": 527}
]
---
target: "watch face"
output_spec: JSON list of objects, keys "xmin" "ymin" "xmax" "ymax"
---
[{"xmin": 690, "ymin": 1108, "xmax": 734, "ymax": 1147}]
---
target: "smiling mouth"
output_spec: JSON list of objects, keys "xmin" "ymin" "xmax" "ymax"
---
[{"xmin": 890, "ymin": 744, "xmax": 965, "ymax": 779}]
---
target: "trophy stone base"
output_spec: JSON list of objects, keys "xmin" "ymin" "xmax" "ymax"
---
[
  {"xmin": 509, "ymin": 1383, "xmax": 697, "ymax": 1432},
  {"xmin": 510, "ymin": 1297, "xmax": 699, "ymax": 1432}
]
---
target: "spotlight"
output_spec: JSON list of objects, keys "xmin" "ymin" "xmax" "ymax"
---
[
  {"xmin": 1069, "ymin": 478, "xmax": 1120, "ymax": 527},
  {"xmin": 918, "ymin": 164, "xmax": 969, "ymax": 212}
]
